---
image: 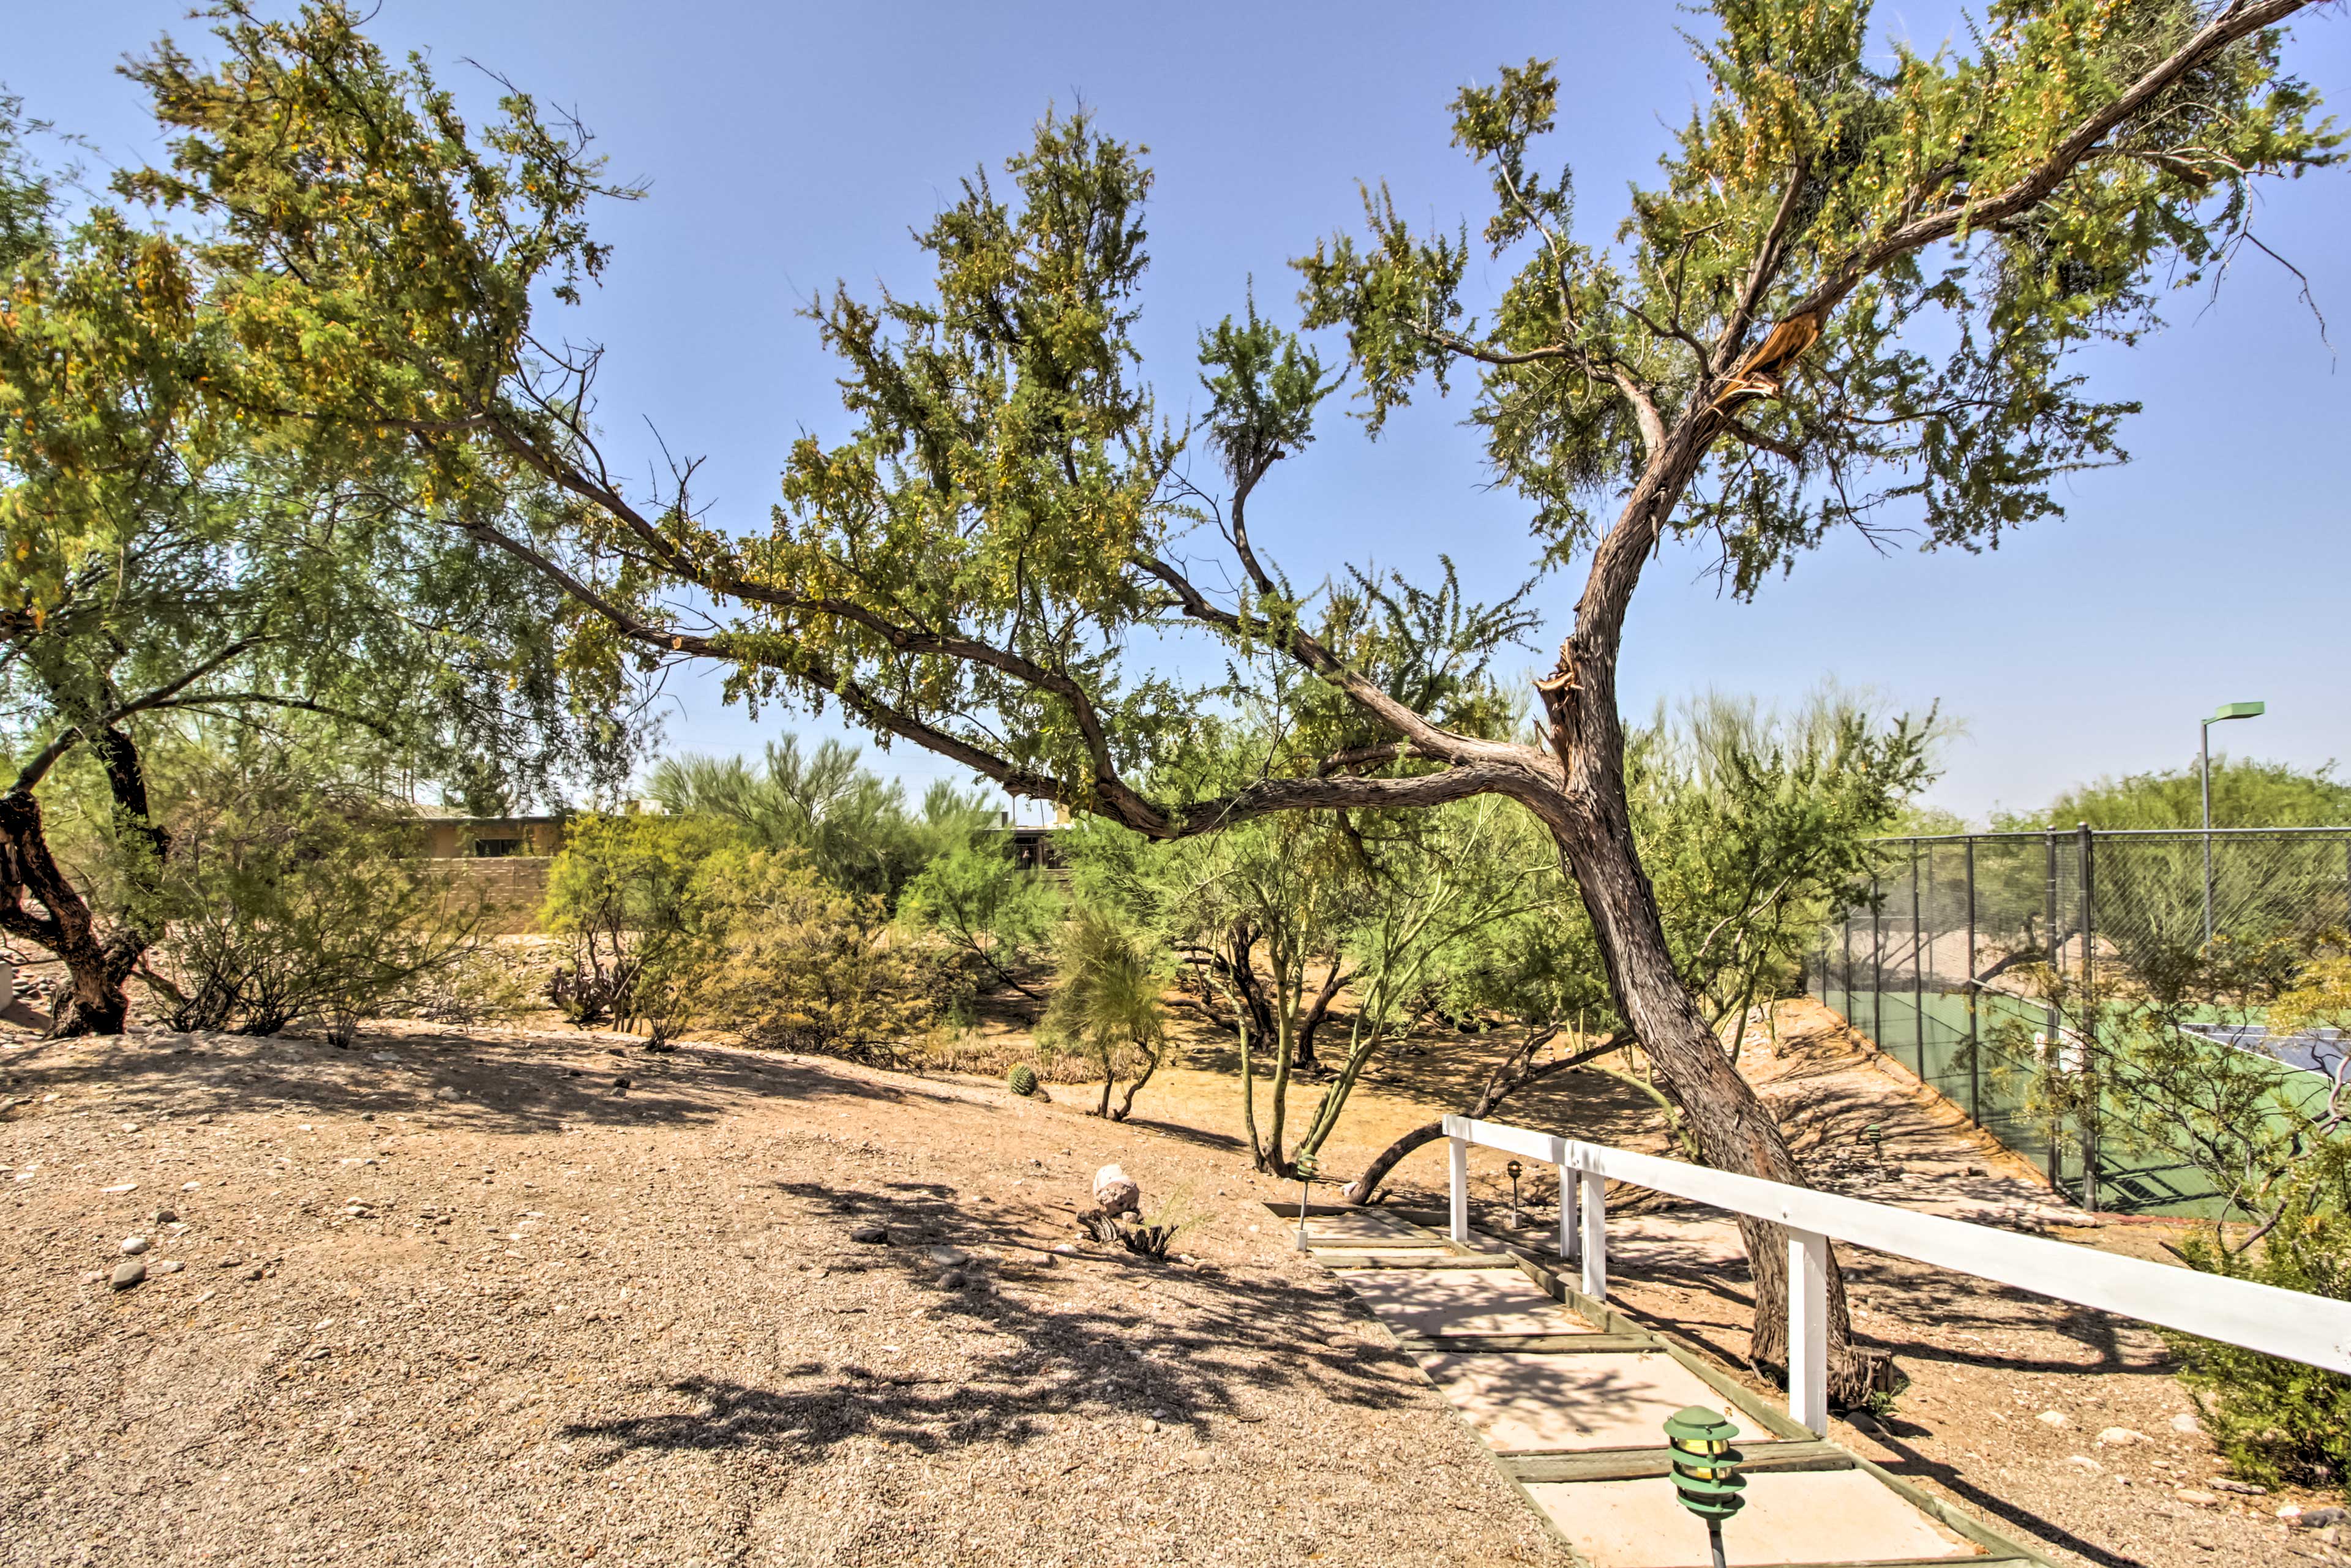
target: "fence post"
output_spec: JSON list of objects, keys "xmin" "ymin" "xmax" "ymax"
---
[
  {"xmin": 1788, "ymin": 1228, "xmax": 1830, "ymax": 1437},
  {"xmin": 1449, "ymin": 1134, "xmax": 1469, "ymax": 1245},
  {"xmin": 2044, "ymin": 829, "xmax": 2062, "ymax": 1188},
  {"xmin": 1841, "ymin": 912, "xmax": 1853, "ymax": 1024},
  {"xmin": 1558, "ymin": 1151, "xmax": 1578, "ymax": 1263},
  {"xmin": 1965, "ymin": 835, "xmax": 1981, "ymax": 1124},
  {"xmin": 1871, "ymin": 874, "xmax": 1885, "ymax": 1048},
  {"xmin": 1912, "ymin": 839, "xmax": 1927, "ymax": 1077},
  {"xmin": 2079, "ymin": 822, "xmax": 2099, "ymax": 1214},
  {"xmin": 1580, "ymin": 1170, "xmax": 1608, "ymax": 1300}
]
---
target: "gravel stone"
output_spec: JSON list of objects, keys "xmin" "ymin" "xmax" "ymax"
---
[
  {"xmin": 119, "ymin": 1236, "xmax": 148, "ymax": 1256},
  {"xmin": 109, "ymin": 1260, "xmax": 145, "ymax": 1290}
]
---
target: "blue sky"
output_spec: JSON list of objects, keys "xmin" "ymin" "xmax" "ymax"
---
[{"xmin": 13, "ymin": 2, "xmax": 2349, "ymax": 824}]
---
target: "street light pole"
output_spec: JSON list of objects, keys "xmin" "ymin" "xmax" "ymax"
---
[{"xmin": 2200, "ymin": 701, "xmax": 2266, "ymax": 946}]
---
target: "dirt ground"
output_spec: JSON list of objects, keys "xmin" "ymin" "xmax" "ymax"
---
[
  {"xmin": 0, "ymin": 1022, "xmax": 1556, "ymax": 1568},
  {"xmin": 1, "ymin": 996, "xmax": 2341, "ymax": 1568}
]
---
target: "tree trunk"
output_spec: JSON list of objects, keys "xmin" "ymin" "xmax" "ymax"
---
[
  {"xmin": 1546, "ymin": 800, "xmax": 1891, "ymax": 1403},
  {"xmin": 1292, "ymin": 956, "xmax": 1344, "ymax": 1071},
  {"xmin": 1344, "ymin": 1029, "xmax": 1619, "ymax": 1204},
  {"xmin": 0, "ymin": 726, "xmax": 173, "ymax": 1038},
  {"xmin": 0, "ymin": 790, "xmax": 133, "ymax": 1035}
]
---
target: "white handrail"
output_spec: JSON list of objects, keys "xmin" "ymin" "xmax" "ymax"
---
[{"xmin": 1443, "ymin": 1113, "xmax": 2351, "ymax": 1437}]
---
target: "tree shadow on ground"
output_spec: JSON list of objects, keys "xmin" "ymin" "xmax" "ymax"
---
[
  {"xmin": 558, "ymin": 1176, "xmax": 1430, "ymax": 1465},
  {"xmin": 0, "ymin": 1025, "xmax": 1007, "ymax": 1143}
]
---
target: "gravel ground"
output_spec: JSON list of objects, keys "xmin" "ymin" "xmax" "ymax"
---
[{"xmin": 0, "ymin": 1023, "xmax": 1561, "ymax": 1568}]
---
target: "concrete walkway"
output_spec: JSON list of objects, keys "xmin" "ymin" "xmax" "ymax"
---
[{"xmin": 1283, "ymin": 1204, "xmax": 2049, "ymax": 1568}]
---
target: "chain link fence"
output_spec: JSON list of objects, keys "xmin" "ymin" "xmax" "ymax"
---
[{"xmin": 1809, "ymin": 827, "xmax": 2351, "ymax": 1216}]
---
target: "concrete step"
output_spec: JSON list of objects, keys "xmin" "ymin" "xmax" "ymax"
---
[
  {"xmin": 1338, "ymin": 1265, "xmax": 1602, "ymax": 1338},
  {"xmin": 1415, "ymin": 1349, "xmax": 1784, "ymax": 1455},
  {"xmin": 1528, "ymin": 1468, "xmax": 1989, "ymax": 1567}
]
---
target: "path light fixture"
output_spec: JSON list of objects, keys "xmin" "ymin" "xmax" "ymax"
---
[
  {"xmin": 1506, "ymin": 1160, "xmax": 1524, "ymax": 1229},
  {"xmin": 1291, "ymin": 1151, "xmax": 1319, "ymax": 1253},
  {"xmin": 1858, "ymin": 1122, "xmax": 1884, "ymax": 1173},
  {"xmin": 2200, "ymin": 700, "xmax": 2266, "ymax": 946},
  {"xmin": 1664, "ymin": 1405, "xmax": 1746, "ymax": 1568}
]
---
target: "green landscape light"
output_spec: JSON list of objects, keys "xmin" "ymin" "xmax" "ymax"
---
[
  {"xmin": 1665, "ymin": 1406, "xmax": 1747, "ymax": 1568},
  {"xmin": 2200, "ymin": 701, "xmax": 2268, "ymax": 945}
]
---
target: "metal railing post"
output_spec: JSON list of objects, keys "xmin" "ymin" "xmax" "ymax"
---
[
  {"xmin": 1580, "ymin": 1169, "xmax": 1608, "ymax": 1299},
  {"xmin": 2044, "ymin": 829, "xmax": 2062, "ymax": 1188},
  {"xmin": 1449, "ymin": 1135, "xmax": 1469, "ymax": 1244},
  {"xmin": 1788, "ymin": 1228, "xmax": 1830, "ymax": 1436}
]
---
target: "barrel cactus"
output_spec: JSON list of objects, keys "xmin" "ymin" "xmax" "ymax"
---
[{"xmin": 1007, "ymin": 1064, "xmax": 1038, "ymax": 1098}]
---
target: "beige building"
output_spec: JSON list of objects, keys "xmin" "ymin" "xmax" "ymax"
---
[{"xmin": 418, "ymin": 814, "xmax": 567, "ymax": 860}]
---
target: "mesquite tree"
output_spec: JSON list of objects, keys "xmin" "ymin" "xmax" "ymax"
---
[{"xmin": 125, "ymin": 1, "xmax": 2338, "ymax": 1399}]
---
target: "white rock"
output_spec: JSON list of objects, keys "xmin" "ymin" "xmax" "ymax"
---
[
  {"xmin": 1093, "ymin": 1165, "xmax": 1141, "ymax": 1216},
  {"xmin": 2169, "ymin": 1412, "xmax": 2202, "ymax": 1435},
  {"xmin": 2036, "ymin": 1410, "xmax": 2069, "ymax": 1428},
  {"xmin": 100, "ymin": 1182, "xmax": 137, "ymax": 1194},
  {"xmin": 2096, "ymin": 1427, "xmax": 2147, "ymax": 1446},
  {"xmin": 925, "ymin": 1245, "xmax": 971, "ymax": 1267},
  {"xmin": 154, "ymin": 1260, "xmax": 184, "ymax": 1275},
  {"xmin": 120, "ymin": 1236, "xmax": 149, "ymax": 1256},
  {"xmin": 2066, "ymin": 1455, "xmax": 2103, "ymax": 1472}
]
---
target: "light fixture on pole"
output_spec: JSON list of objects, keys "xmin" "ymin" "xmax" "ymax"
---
[
  {"xmin": 1291, "ymin": 1151, "xmax": 1319, "ymax": 1253},
  {"xmin": 1665, "ymin": 1405, "xmax": 1747, "ymax": 1568},
  {"xmin": 2200, "ymin": 701, "xmax": 2265, "ymax": 946},
  {"xmin": 1505, "ymin": 1160, "xmax": 1524, "ymax": 1230}
]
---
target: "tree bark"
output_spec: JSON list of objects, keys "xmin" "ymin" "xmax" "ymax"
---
[
  {"xmin": 1292, "ymin": 956, "xmax": 1345, "ymax": 1071},
  {"xmin": 0, "ymin": 724, "xmax": 172, "ymax": 1038},
  {"xmin": 1344, "ymin": 1028, "xmax": 1622, "ymax": 1202}
]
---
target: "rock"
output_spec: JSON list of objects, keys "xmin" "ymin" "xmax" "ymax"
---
[
  {"xmin": 938, "ymin": 1270, "xmax": 967, "ymax": 1289},
  {"xmin": 2284, "ymin": 1506, "xmax": 2350, "ymax": 1529},
  {"xmin": 1093, "ymin": 1165, "xmax": 1141, "ymax": 1217},
  {"xmin": 1051, "ymin": 1242, "xmax": 1079, "ymax": 1255},
  {"xmin": 2205, "ymin": 1477, "xmax": 2267, "ymax": 1495},
  {"xmin": 2170, "ymin": 1412, "xmax": 2202, "ymax": 1435},
  {"xmin": 369, "ymin": 1053, "xmax": 400, "ymax": 1063},
  {"xmin": 2036, "ymin": 1410, "xmax": 2069, "ymax": 1428},
  {"xmin": 155, "ymin": 1260, "xmax": 184, "ymax": 1274},
  {"xmin": 181, "ymin": 1182, "xmax": 200, "ymax": 1192},
  {"xmin": 925, "ymin": 1245, "xmax": 971, "ymax": 1268},
  {"xmin": 154, "ymin": 1209, "xmax": 178, "ymax": 1225},
  {"xmin": 433, "ymin": 1087, "xmax": 460, "ymax": 1101},
  {"xmin": 240, "ymin": 1266, "xmax": 265, "ymax": 1281},
  {"xmin": 218, "ymin": 1255, "xmax": 244, "ymax": 1268},
  {"xmin": 2096, "ymin": 1427, "xmax": 2148, "ymax": 1446},
  {"xmin": 849, "ymin": 1225, "xmax": 889, "ymax": 1245},
  {"xmin": 120, "ymin": 1236, "xmax": 149, "ymax": 1256},
  {"xmin": 100, "ymin": 1182, "xmax": 137, "ymax": 1194},
  {"xmin": 2066, "ymin": 1455, "xmax": 2103, "ymax": 1472},
  {"xmin": 110, "ymin": 1260, "xmax": 146, "ymax": 1290},
  {"xmin": 613, "ymin": 1076, "xmax": 631, "ymax": 1091},
  {"xmin": 2175, "ymin": 1489, "xmax": 2220, "ymax": 1507}
]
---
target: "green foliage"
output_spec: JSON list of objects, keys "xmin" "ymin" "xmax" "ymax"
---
[
  {"xmin": 647, "ymin": 738, "xmax": 992, "ymax": 905},
  {"xmin": 2168, "ymin": 1188, "xmax": 2351, "ymax": 1493},
  {"xmin": 135, "ymin": 748, "xmax": 476, "ymax": 1038},
  {"xmin": 1299, "ymin": 3, "xmax": 2339, "ymax": 593},
  {"xmin": 1039, "ymin": 904, "xmax": 1169, "ymax": 1120},
  {"xmin": 1007, "ymin": 1062, "xmax": 1038, "ymax": 1097},
  {"xmin": 677, "ymin": 844, "xmax": 936, "ymax": 1062},
  {"xmin": 900, "ymin": 833, "xmax": 1064, "ymax": 999},
  {"xmin": 539, "ymin": 811, "xmax": 741, "ymax": 1035},
  {"xmin": 2004, "ymin": 756, "xmax": 2351, "ymax": 831}
]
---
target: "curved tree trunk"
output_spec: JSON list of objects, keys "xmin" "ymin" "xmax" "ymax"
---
[
  {"xmin": 1344, "ymin": 1028, "xmax": 1623, "ymax": 1204},
  {"xmin": 0, "ymin": 726, "xmax": 171, "ymax": 1038}
]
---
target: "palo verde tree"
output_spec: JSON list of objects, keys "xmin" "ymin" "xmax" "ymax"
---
[
  {"xmin": 0, "ymin": 97, "xmax": 634, "ymax": 1033},
  {"xmin": 124, "ymin": 1, "xmax": 2339, "ymax": 1400}
]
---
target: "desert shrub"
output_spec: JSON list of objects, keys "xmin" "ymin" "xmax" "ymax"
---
[
  {"xmin": 2167, "ymin": 1188, "xmax": 2351, "ymax": 1493},
  {"xmin": 680, "ymin": 845, "xmax": 936, "ymax": 1062},
  {"xmin": 1038, "ymin": 904, "xmax": 1168, "ymax": 1120},
  {"xmin": 138, "ymin": 754, "xmax": 477, "ymax": 1037},
  {"xmin": 539, "ymin": 811, "xmax": 740, "ymax": 1035},
  {"xmin": 403, "ymin": 945, "xmax": 538, "ymax": 1027},
  {"xmin": 900, "ymin": 835, "xmax": 1063, "ymax": 1000}
]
